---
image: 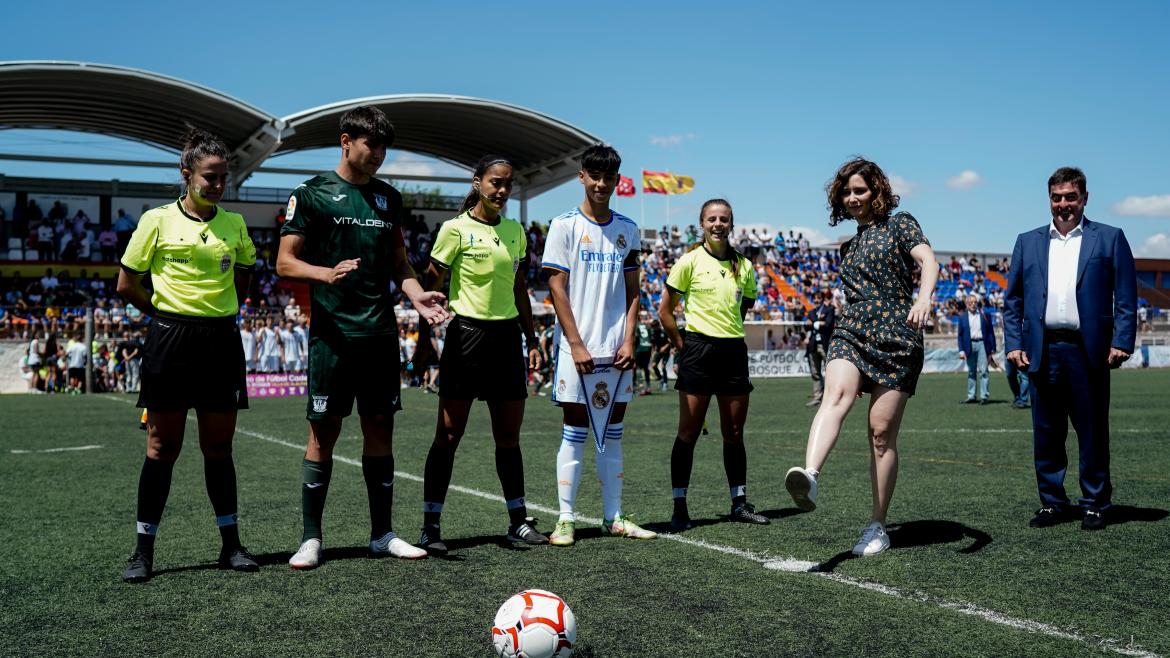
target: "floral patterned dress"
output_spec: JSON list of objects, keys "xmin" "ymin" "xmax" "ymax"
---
[{"xmin": 826, "ymin": 212, "xmax": 930, "ymax": 394}]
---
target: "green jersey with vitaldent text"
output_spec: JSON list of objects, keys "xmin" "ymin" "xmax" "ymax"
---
[{"xmin": 281, "ymin": 171, "xmax": 406, "ymax": 337}]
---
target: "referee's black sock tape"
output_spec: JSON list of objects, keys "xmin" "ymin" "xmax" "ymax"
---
[
  {"xmin": 135, "ymin": 457, "xmax": 176, "ymax": 555},
  {"xmin": 362, "ymin": 455, "xmax": 395, "ymax": 539},
  {"xmin": 203, "ymin": 455, "xmax": 240, "ymax": 549},
  {"xmin": 301, "ymin": 458, "xmax": 333, "ymax": 543},
  {"xmin": 671, "ymin": 437, "xmax": 696, "ymax": 498}
]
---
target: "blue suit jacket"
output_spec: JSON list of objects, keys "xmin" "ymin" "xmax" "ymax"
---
[
  {"xmin": 1003, "ymin": 218, "xmax": 1137, "ymax": 373},
  {"xmin": 956, "ymin": 311, "xmax": 996, "ymax": 355}
]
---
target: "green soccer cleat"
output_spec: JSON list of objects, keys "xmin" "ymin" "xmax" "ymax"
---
[
  {"xmin": 549, "ymin": 519, "xmax": 576, "ymax": 547},
  {"xmin": 603, "ymin": 514, "xmax": 658, "ymax": 540}
]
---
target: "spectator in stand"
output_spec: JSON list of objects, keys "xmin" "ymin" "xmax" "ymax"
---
[
  {"xmin": 98, "ymin": 225, "xmax": 118, "ymax": 262},
  {"xmin": 36, "ymin": 221, "xmax": 55, "ymax": 261},
  {"xmin": 114, "ymin": 209, "xmax": 137, "ymax": 258}
]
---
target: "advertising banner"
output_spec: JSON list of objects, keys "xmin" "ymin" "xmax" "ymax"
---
[{"xmin": 247, "ymin": 372, "xmax": 307, "ymax": 398}]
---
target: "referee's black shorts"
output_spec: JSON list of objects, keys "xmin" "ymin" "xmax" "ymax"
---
[
  {"xmin": 138, "ymin": 311, "xmax": 248, "ymax": 412},
  {"xmin": 674, "ymin": 331, "xmax": 754, "ymax": 397},
  {"xmin": 439, "ymin": 315, "xmax": 528, "ymax": 401}
]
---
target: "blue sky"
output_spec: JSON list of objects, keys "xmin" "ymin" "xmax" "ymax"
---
[{"xmin": 3, "ymin": 1, "xmax": 1169, "ymax": 256}]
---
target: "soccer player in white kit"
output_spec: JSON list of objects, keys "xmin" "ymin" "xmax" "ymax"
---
[
  {"xmin": 239, "ymin": 320, "xmax": 257, "ymax": 373},
  {"xmin": 258, "ymin": 318, "xmax": 280, "ymax": 373},
  {"xmin": 542, "ymin": 145, "xmax": 656, "ymax": 546}
]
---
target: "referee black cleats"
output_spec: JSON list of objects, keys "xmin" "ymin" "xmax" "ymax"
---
[
  {"xmin": 218, "ymin": 545, "xmax": 259, "ymax": 572},
  {"xmin": 418, "ymin": 524, "xmax": 449, "ymax": 556},
  {"xmin": 729, "ymin": 502, "xmax": 770, "ymax": 525},
  {"xmin": 122, "ymin": 551, "xmax": 153, "ymax": 583},
  {"xmin": 507, "ymin": 518, "xmax": 549, "ymax": 546}
]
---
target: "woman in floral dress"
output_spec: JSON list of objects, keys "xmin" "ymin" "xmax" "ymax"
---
[{"xmin": 784, "ymin": 158, "xmax": 938, "ymax": 557}]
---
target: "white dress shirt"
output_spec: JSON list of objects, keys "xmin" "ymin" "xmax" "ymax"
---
[
  {"xmin": 967, "ymin": 312, "xmax": 983, "ymax": 340},
  {"xmin": 1045, "ymin": 221, "xmax": 1083, "ymax": 329}
]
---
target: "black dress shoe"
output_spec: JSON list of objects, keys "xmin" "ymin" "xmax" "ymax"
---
[
  {"xmin": 1029, "ymin": 506, "xmax": 1073, "ymax": 528},
  {"xmin": 1081, "ymin": 508, "xmax": 1106, "ymax": 531}
]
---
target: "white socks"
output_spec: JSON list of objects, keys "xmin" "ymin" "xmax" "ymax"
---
[
  {"xmin": 556, "ymin": 426, "xmax": 587, "ymax": 522},
  {"xmin": 556, "ymin": 423, "xmax": 626, "ymax": 522},
  {"xmin": 598, "ymin": 423, "xmax": 624, "ymax": 521}
]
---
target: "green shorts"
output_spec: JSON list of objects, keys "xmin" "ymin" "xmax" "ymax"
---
[{"xmin": 307, "ymin": 333, "xmax": 402, "ymax": 420}]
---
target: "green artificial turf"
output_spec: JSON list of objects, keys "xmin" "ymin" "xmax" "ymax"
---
[{"xmin": 2, "ymin": 370, "xmax": 1167, "ymax": 657}]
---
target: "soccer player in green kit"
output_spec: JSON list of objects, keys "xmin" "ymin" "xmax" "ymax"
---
[{"xmin": 277, "ymin": 106, "xmax": 450, "ymax": 569}]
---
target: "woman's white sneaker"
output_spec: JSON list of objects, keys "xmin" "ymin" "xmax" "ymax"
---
[
  {"xmin": 852, "ymin": 521, "xmax": 890, "ymax": 556},
  {"xmin": 784, "ymin": 467, "xmax": 818, "ymax": 511}
]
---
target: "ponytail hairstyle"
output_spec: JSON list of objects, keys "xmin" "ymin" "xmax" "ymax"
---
[
  {"xmin": 697, "ymin": 198, "xmax": 743, "ymax": 277},
  {"xmin": 179, "ymin": 125, "xmax": 229, "ymax": 190},
  {"xmin": 460, "ymin": 154, "xmax": 514, "ymax": 213}
]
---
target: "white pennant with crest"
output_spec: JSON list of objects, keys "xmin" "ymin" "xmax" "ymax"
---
[{"xmin": 579, "ymin": 363, "xmax": 626, "ymax": 453}]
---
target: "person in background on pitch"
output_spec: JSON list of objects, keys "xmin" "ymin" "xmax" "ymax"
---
[
  {"xmin": 805, "ymin": 292, "xmax": 836, "ymax": 407},
  {"xmin": 413, "ymin": 155, "xmax": 547, "ymax": 555},
  {"xmin": 1004, "ymin": 167, "xmax": 1136, "ymax": 531},
  {"xmin": 277, "ymin": 106, "xmax": 449, "ymax": 569},
  {"xmin": 541, "ymin": 144, "xmax": 657, "ymax": 547},
  {"xmin": 956, "ymin": 293, "xmax": 997, "ymax": 405},
  {"xmin": 660, "ymin": 198, "xmax": 770, "ymax": 530},
  {"xmin": 117, "ymin": 127, "xmax": 258, "ymax": 583},
  {"xmin": 784, "ymin": 158, "xmax": 938, "ymax": 557}
]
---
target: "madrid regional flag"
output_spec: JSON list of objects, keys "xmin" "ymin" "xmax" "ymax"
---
[
  {"xmin": 616, "ymin": 175, "xmax": 636, "ymax": 197},
  {"xmin": 642, "ymin": 170, "xmax": 695, "ymax": 195}
]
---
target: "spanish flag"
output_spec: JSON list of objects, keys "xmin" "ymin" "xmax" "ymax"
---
[{"xmin": 642, "ymin": 170, "xmax": 695, "ymax": 195}]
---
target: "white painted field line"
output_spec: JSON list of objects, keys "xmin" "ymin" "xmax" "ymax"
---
[
  {"xmin": 102, "ymin": 399, "xmax": 1159, "ymax": 657},
  {"xmin": 10, "ymin": 444, "xmax": 103, "ymax": 454}
]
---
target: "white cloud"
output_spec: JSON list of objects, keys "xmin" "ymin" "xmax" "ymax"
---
[
  {"xmin": 946, "ymin": 170, "xmax": 982, "ymax": 190},
  {"xmin": 1112, "ymin": 195, "xmax": 1170, "ymax": 217},
  {"xmin": 377, "ymin": 154, "xmax": 448, "ymax": 178},
  {"xmin": 889, "ymin": 174, "xmax": 918, "ymax": 197},
  {"xmin": 650, "ymin": 133, "xmax": 696, "ymax": 147},
  {"xmin": 1136, "ymin": 232, "xmax": 1170, "ymax": 258}
]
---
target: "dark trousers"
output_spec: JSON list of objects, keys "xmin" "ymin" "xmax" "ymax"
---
[{"xmin": 1030, "ymin": 337, "xmax": 1112, "ymax": 510}]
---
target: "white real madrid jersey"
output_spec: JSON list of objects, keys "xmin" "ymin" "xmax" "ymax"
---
[{"xmin": 541, "ymin": 208, "xmax": 640, "ymax": 359}]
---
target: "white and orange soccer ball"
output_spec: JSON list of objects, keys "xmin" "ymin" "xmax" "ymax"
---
[{"xmin": 491, "ymin": 589, "xmax": 576, "ymax": 658}]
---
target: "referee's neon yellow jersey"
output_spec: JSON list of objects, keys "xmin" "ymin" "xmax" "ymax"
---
[
  {"xmin": 666, "ymin": 246, "xmax": 757, "ymax": 338},
  {"xmin": 121, "ymin": 201, "xmax": 256, "ymax": 317}
]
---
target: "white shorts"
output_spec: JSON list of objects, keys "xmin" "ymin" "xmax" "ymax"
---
[{"xmin": 551, "ymin": 352, "xmax": 634, "ymax": 406}]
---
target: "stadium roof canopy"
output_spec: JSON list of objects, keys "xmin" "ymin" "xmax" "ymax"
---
[{"xmin": 0, "ymin": 61, "xmax": 602, "ymax": 204}]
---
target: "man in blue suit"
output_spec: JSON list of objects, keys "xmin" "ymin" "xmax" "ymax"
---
[
  {"xmin": 1004, "ymin": 167, "xmax": 1136, "ymax": 531},
  {"xmin": 956, "ymin": 294, "xmax": 997, "ymax": 404}
]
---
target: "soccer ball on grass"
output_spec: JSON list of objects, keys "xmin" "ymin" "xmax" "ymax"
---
[{"xmin": 491, "ymin": 589, "xmax": 576, "ymax": 658}]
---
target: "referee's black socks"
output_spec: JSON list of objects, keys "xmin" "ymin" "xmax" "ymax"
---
[
  {"xmin": 135, "ymin": 457, "xmax": 175, "ymax": 555},
  {"xmin": 301, "ymin": 458, "xmax": 333, "ymax": 543},
  {"xmin": 723, "ymin": 441, "xmax": 748, "ymax": 507},
  {"xmin": 671, "ymin": 436, "xmax": 696, "ymax": 513},
  {"xmin": 362, "ymin": 455, "xmax": 395, "ymax": 539},
  {"xmin": 204, "ymin": 455, "xmax": 241, "ymax": 549},
  {"xmin": 495, "ymin": 446, "xmax": 528, "ymax": 526},
  {"xmin": 422, "ymin": 442, "xmax": 457, "ymax": 527}
]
